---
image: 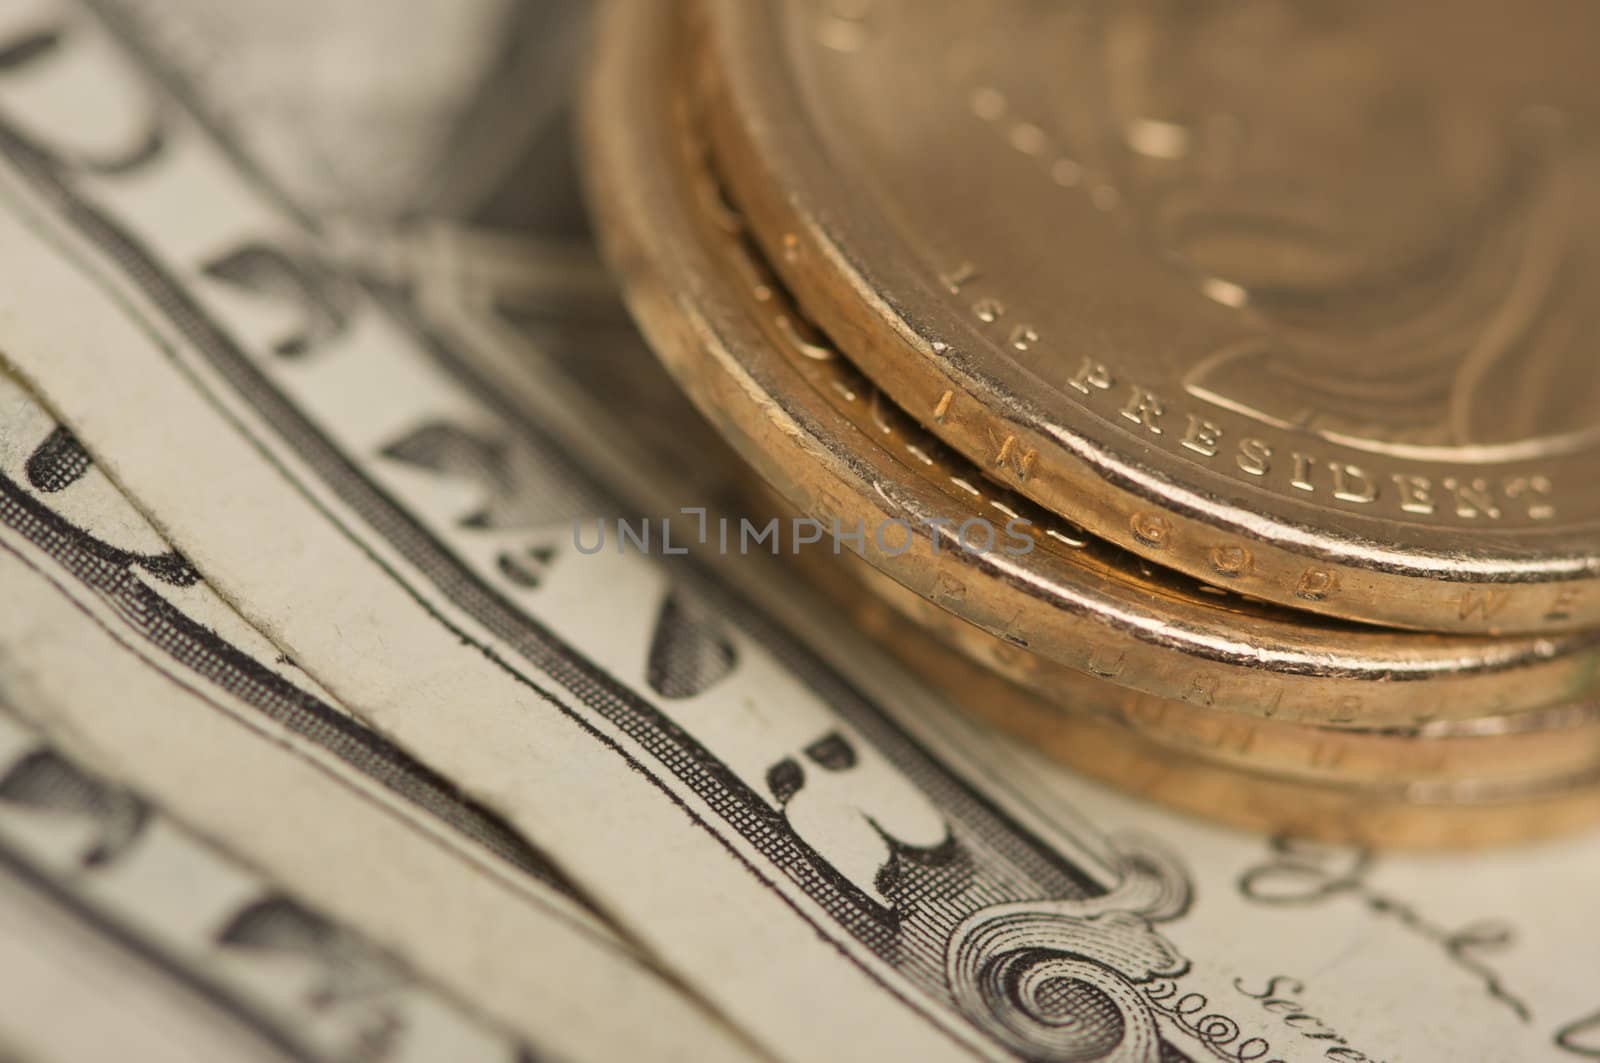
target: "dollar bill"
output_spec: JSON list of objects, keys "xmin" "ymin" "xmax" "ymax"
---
[
  {"xmin": 0, "ymin": 366, "xmax": 755, "ymax": 1061},
  {"xmin": 0, "ymin": 2, "xmax": 1595, "ymax": 1062},
  {"xmin": 0, "ymin": 823, "xmax": 297, "ymax": 1063},
  {"xmin": 106, "ymin": 0, "xmax": 590, "ymax": 235},
  {"xmin": 0, "ymin": 697, "xmax": 533, "ymax": 1063}
]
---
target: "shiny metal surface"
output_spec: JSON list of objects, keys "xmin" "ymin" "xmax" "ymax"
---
[
  {"xmin": 834, "ymin": 569, "xmax": 1600, "ymax": 848},
  {"xmin": 581, "ymin": 10, "xmax": 1600, "ymax": 728},
  {"xmin": 787, "ymin": 538, "xmax": 1600, "ymax": 788},
  {"xmin": 701, "ymin": 0, "xmax": 1600, "ymax": 633}
]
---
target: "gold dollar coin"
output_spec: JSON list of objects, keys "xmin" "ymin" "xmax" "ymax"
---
[
  {"xmin": 699, "ymin": 0, "xmax": 1600, "ymax": 634},
  {"xmin": 836, "ymin": 574, "xmax": 1600, "ymax": 848},
  {"xmin": 783, "ymin": 534, "xmax": 1600, "ymax": 788},
  {"xmin": 583, "ymin": 0, "xmax": 1600, "ymax": 728}
]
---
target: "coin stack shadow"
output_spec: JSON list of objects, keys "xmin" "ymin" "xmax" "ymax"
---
[{"xmin": 580, "ymin": 0, "xmax": 1600, "ymax": 846}]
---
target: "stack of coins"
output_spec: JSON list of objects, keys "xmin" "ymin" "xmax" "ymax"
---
[{"xmin": 581, "ymin": 0, "xmax": 1600, "ymax": 845}]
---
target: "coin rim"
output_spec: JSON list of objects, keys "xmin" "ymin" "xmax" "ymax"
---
[
  {"xmin": 865, "ymin": 588, "xmax": 1600, "ymax": 849},
  {"xmin": 783, "ymin": 531, "xmax": 1600, "ymax": 788}
]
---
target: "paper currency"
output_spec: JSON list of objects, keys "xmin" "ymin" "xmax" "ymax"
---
[
  {"xmin": 0, "ymin": 699, "xmax": 528, "ymax": 1063},
  {"xmin": 0, "ymin": 370, "xmax": 756, "ymax": 1062},
  {"xmin": 112, "ymin": 0, "xmax": 590, "ymax": 235},
  {"xmin": 0, "ymin": 832, "xmax": 296, "ymax": 1063},
  {"xmin": 0, "ymin": 2, "xmax": 1595, "ymax": 1062}
]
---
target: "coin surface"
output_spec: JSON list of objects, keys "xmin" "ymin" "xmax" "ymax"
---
[
  {"xmin": 581, "ymin": 2, "xmax": 1600, "ymax": 728},
  {"xmin": 700, "ymin": 0, "xmax": 1600, "ymax": 634}
]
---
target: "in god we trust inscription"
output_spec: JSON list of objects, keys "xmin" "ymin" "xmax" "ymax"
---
[
  {"xmin": 0, "ymin": 5, "xmax": 1227, "ymax": 1058},
  {"xmin": 701, "ymin": 0, "xmax": 1600, "ymax": 633}
]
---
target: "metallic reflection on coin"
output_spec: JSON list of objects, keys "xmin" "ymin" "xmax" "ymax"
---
[
  {"xmin": 831, "ymin": 561, "xmax": 1600, "ymax": 849},
  {"xmin": 582, "ymin": 3, "xmax": 1600, "ymax": 728},
  {"xmin": 785, "ymin": 535, "xmax": 1600, "ymax": 788},
  {"xmin": 701, "ymin": 0, "xmax": 1600, "ymax": 633}
]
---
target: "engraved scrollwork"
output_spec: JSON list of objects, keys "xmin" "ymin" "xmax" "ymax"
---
[
  {"xmin": 1144, "ymin": 981, "xmax": 1283, "ymax": 1063},
  {"xmin": 945, "ymin": 836, "xmax": 1191, "ymax": 1061}
]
